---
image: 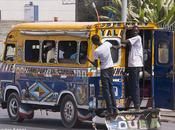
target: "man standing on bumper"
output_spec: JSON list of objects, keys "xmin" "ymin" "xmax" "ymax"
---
[
  {"xmin": 87, "ymin": 34, "xmax": 117, "ymax": 117},
  {"xmin": 122, "ymin": 26, "xmax": 143, "ymax": 110}
]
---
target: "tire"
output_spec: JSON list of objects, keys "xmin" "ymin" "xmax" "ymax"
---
[
  {"xmin": 7, "ymin": 92, "xmax": 24, "ymax": 122},
  {"xmin": 60, "ymin": 95, "xmax": 79, "ymax": 128}
]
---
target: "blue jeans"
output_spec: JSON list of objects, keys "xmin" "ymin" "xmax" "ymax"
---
[
  {"xmin": 128, "ymin": 67, "xmax": 141, "ymax": 109},
  {"xmin": 101, "ymin": 67, "xmax": 116, "ymax": 114}
]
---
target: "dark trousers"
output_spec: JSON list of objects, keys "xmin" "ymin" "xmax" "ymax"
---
[
  {"xmin": 128, "ymin": 67, "xmax": 141, "ymax": 109},
  {"xmin": 101, "ymin": 67, "xmax": 116, "ymax": 114}
]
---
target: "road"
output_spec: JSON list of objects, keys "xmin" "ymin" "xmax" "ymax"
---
[
  {"xmin": 0, "ymin": 108, "xmax": 105, "ymax": 130},
  {"xmin": 0, "ymin": 108, "xmax": 175, "ymax": 130}
]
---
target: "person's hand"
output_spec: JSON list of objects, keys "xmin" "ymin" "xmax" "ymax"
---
[
  {"xmin": 86, "ymin": 56, "xmax": 97, "ymax": 67},
  {"xmin": 123, "ymin": 24, "xmax": 128, "ymax": 29},
  {"xmin": 86, "ymin": 56, "xmax": 91, "ymax": 62},
  {"xmin": 120, "ymin": 44, "xmax": 126, "ymax": 47}
]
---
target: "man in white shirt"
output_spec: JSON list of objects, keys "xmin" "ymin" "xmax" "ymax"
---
[
  {"xmin": 46, "ymin": 43, "xmax": 56, "ymax": 63},
  {"xmin": 87, "ymin": 34, "xmax": 118, "ymax": 117},
  {"xmin": 122, "ymin": 26, "xmax": 143, "ymax": 110}
]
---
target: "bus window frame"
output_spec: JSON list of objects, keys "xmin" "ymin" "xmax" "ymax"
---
[
  {"xmin": 57, "ymin": 40, "xmax": 88, "ymax": 65},
  {"xmin": 79, "ymin": 41, "xmax": 88, "ymax": 64},
  {"xmin": 23, "ymin": 39, "xmax": 88, "ymax": 66},
  {"xmin": 3, "ymin": 43, "xmax": 16, "ymax": 62},
  {"xmin": 58, "ymin": 40, "xmax": 78, "ymax": 64},
  {"xmin": 101, "ymin": 37, "xmax": 121, "ymax": 65},
  {"xmin": 24, "ymin": 40, "xmax": 40, "ymax": 63}
]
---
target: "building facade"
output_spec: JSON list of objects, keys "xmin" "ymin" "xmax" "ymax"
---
[{"xmin": 0, "ymin": 0, "xmax": 75, "ymax": 21}]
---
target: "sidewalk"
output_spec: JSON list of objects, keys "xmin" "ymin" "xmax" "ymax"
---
[{"xmin": 160, "ymin": 109, "xmax": 175, "ymax": 123}]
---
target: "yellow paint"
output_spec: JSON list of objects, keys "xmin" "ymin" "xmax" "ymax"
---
[
  {"xmin": 2, "ymin": 22, "xmax": 158, "ymax": 68},
  {"xmin": 116, "ymin": 98, "xmax": 125, "ymax": 107}
]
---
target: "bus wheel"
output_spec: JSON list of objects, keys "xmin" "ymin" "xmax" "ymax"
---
[
  {"xmin": 7, "ymin": 92, "xmax": 24, "ymax": 122},
  {"xmin": 60, "ymin": 95, "xmax": 79, "ymax": 128}
]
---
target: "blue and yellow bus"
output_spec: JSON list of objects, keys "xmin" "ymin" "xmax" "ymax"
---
[{"xmin": 0, "ymin": 22, "xmax": 174, "ymax": 129}]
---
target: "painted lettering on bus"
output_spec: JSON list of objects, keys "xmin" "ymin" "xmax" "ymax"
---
[
  {"xmin": 114, "ymin": 68, "xmax": 125, "ymax": 76},
  {"xmin": 100, "ymin": 29, "xmax": 118, "ymax": 37}
]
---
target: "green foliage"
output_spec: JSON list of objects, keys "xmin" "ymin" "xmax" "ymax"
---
[
  {"xmin": 76, "ymin": 0, "xmax": 105, "ymax": 21},
  {"xmin": 101, "ymin": 0, "xmax": 175, "ymax": 26}
]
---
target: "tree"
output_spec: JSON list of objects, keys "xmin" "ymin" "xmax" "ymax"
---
[
  {"xmin": 76, "ymin": 0, "xmax": 111, "ymax": 22},
  {"xmin": 101, "ymin": 0, "xmax": 175, "ymax": 26},
  {"xmin": 146, "ymin": 0, "xmax": 175, "ymax": 26},
  {"xmin": 76, "ymin": 0, "xmax": 97, "ymax": 21}
]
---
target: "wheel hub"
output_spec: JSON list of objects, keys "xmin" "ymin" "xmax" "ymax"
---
[
  {"xmin": 64, "ymin": 101, "xmax": 74, "ymax": 122},
  {"xmin": 9, "ymin": 98, "xmax": 18, "ymax": 117}
]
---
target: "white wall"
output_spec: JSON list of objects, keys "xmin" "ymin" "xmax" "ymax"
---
[{"xmin": 0, "ymin": 0, "xmax": 75, "ymax": 21}]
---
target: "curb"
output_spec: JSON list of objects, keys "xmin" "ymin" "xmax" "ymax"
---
[
  {"xmin": 160, "ymin": 118, "xmax": 175, "ymax": 123},
  {"xmin": 161, "ymin": 115, "xmax": 175, "ymax": 118}
]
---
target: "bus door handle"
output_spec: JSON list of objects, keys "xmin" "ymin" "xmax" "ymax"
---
[{"xmin": 166, "ymin": 70, "xmax": 174, "ymax": 78}]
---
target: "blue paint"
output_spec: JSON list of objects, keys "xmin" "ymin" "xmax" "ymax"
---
[
  {"xmin": 154, "ymin": 31, "xmax": 175, "ymax": 109},
  {"xmin": 88, "ymin": 75, "xmax": 124, "ymax": 109}
]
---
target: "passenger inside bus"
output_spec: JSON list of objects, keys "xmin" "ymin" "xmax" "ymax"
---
[
  {"xmin": 46, "ymin": 42, "xmax": 56, "ymax": 63},
  {"xmin": 42, "ymin": 40, "xmax": 56, "ymax": 63},
  {"xmin": 40, "ymin": 40, "xmax": 88, "ymax": 64},
  {"xmin": 58, "ymin": 41, "xmax": 77, "ymax": 63}
]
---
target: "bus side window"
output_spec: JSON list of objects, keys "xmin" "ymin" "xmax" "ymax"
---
[
  {"xmin": 58, "ymin": 41, "xmax": 77, "ymax": 63},
  {"xmin": 158, "ymin": 42, "xmax": 169, "ymax": 64},
  {"xmin": 79, "ymin": 41, "xmax": 88, "ymax": 64},
  {"xmin": 25, "ymin": 40, "xmax": 40, "ymax": 62},
  {"xmin": 4, "ymin": 44, "xmax": 15, "ymax": 62}
]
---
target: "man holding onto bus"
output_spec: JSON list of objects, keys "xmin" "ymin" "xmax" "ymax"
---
[
  {"xmin": 122, "ymin": 26, "xmax": 143, "ymax": 111},
  {"xmin": 87, "ymin": 34, "xmax": 118, "ymax": 117}
]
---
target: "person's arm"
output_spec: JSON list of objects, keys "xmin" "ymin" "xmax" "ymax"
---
[
  {"xmin": 112, "ymin": 44, "xmax": 126, "ymax": 49},
  {"xmin": 120, "ymin": 25, "xmax": 132, "ymax": 46},
  {"xmin": 87, "ymin": 57, "xmax": 98, "ymax": 67},
  {"xmin": 123, "ymin": 35, "xmax": 140, "ymax": 47},
  {"xmin": 121, "ymin": 40, "xmax": 131, "ymax": 46}
]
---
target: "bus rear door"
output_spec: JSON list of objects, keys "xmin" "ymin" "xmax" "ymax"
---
[{"xmin": 154, "ymin": 30, "xmax": 175, "ymax": 110}]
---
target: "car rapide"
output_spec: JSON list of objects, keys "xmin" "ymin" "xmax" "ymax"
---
[{"xmin": 0, "ymin": 21, "xmax": 174, "ymax": 129}]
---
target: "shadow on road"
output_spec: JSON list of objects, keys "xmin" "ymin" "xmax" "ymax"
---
[{"xmin": 0, "ymin": 118, "xmax": 107, "ymax": 130}]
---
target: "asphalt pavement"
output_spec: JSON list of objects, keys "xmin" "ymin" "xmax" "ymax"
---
[
  {"xmin": 0, "ymin": 108, "xmax": 175, "ymax": 130},
  {"xmin": 0, "ymin": 108, "xmax": 105, "ymax": 130}
]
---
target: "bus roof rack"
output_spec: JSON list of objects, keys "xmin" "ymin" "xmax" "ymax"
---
[{"xmin": 159, "ymin": 21, "xmax": 175, "ymax": 31}]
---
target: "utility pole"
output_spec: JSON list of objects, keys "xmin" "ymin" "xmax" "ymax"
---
[{"xmin": 121, "ymin": 0, "xmax": 127, "ymax": 22}]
